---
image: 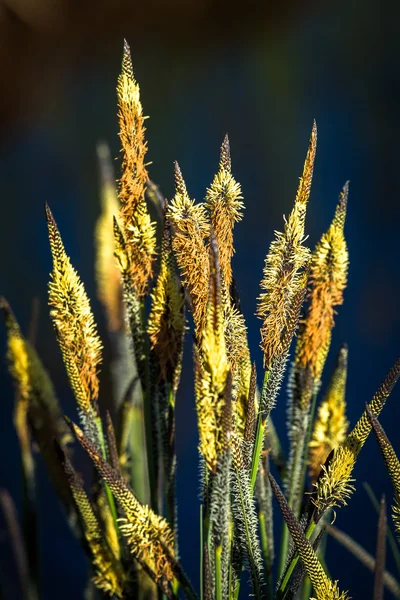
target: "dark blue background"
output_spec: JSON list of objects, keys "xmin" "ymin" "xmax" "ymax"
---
[{"xmin": 1, "ymin": 1, "xmax": 400, "ymax": 597}]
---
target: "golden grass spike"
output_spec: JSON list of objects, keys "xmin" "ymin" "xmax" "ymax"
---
[
  {"xmin": 269, "ymin": 473, "xmax": 350, "ymax": 600},
  {"xmin": 194, "ymin": 238, "xmax": 229, "ymax": 472},
  {"xmin": 56, "ymin": 443, "xmax": 124, "ymax": 597},
  {"xmin": 168, "ymin": 161, "xmax": 210, "ymax": 334},
  {"xmin": 117, "ymin": 40, "xmax": 156, "ymax": 297},
  {"xmin": 69, "ymin": 419, "xmax": 176, "ymax": 586},
  {"xmin": 205, "ymin": 135, "xmax": 244, "ymax": 290},
  {"xmin": 256, "ymin": 122, "xmax": 316, "ymax": 368},
  {"xmin": 223, "ymin": 297, "xmax": 252, "ymax": 436},
  {"xmin": 148, "ymin": 214, "xmax": 185, "ymax": 392},
  {"xmin": 295, "ymin": 183, "xmax": 349, "ymax": 406},
  {"xmin": 46, "ymin": 204, "xmax": 102, "ymax": 414},
  {"xmin": 95, "ymin": 142, "xmax": 123, "ymax": 332},
  {"xmin": 309, "ymin": 345, "xmax": 349, "ymax": 481},
  {"xmin": 367, "ymin": 407, "xmax": 400, "ymax": 538},
  {"xmin": 314, "ymin": 358, "xmax": 400, "ymax": 515}
]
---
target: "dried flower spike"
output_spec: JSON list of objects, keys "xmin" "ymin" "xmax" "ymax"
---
[
  {"xmin": 257, "ymin": 122, "xmax": 316, "ymax": 368},
  {"xmin": 117, "ymin": 40, "xmax": 156, "ymax": 296},
  {"xmin": 46, "ymin": 204, "xmax": 102, "ymax": 414}
]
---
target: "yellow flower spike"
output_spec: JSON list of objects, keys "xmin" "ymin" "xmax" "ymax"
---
[
  {"xmin": 95, "ymin": 142, "xmax": 123, "ymax": 333},
  {"xmin": 205, "ymin": 134, "xmax": 244, "ymax": 291},
  {"xmin": 148, "ymin": 214, "xmax": 185, "ymax": 393},
  {"xmin": 257, "ymin": 122, "xmax": 316, "ymax": 368},
  {"xmin": 194, "ymin": 238, "xmax": 230, "ymax": 472},
  {"xmin": 309, "ymin": 345, "xmax": 349, "ymax": 481},
  {"xmin": 314, "ymin": 357, "xmax": 400, "ymax": 515},
  {"xmin": 68, "ymin": 419, "xmax": 176, "ymax": 586},
  {"xmin": 117, "ymin": 40, "xmax": 157, "ymax": 297},
  {"xmin": 168, "ymin": 161, "xmax": 210, "ymax": 334},
  {"xmin": 295, "ymin": 182, "xmax": 349, "ymax": 407},
  {"xmin": 46, "ymin": 204, "xmax": 103, "ymax": 414},
  {"xmin": 269, "ymin": 473, "xmax": 350, "ymax": 600},
  {"xmin": 367, "ymin": 407, "xmax": 400, "ymax": 538},
  {"xmin": 223, "ymin": 299, "xmax": 252, "ymax": 436},
  {"xmin": 56, "ymin": 443, "xmax": 125, "ymax": 597}
]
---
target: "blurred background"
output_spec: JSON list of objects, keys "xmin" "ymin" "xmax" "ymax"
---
[{"xmin": 1, "ymin": 0, "xmax": 400, "ymax": 597}]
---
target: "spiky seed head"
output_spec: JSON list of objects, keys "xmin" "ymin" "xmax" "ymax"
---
[
  {"xmin": 69, "ymin": 420, "xmax": 176, "ymax": 584},
  {"xmin": 269, "ymin": 473, "xmax": 349, "ymax": 600},
  {"xmin": 314, "ymin": 358, "xmax": 400, "ymax": 515},
  {"xmin": 117, "ymin": 40, "xmax": 156, "ymax": 297},
  {"xmin": 168, "ymin": 163, "xmax": 210, "ymax": 334},
  {"xmin": 46, "ymin": 205, "xmax": 102, "ymax": 414},
  {"xmin": 257, "ymin": 123, "xmax": 316, "ymax": 368},
  {"xmin": 295, "ymin": 184, "xmax": 349, "ymax": 406},
  {"xmin": 205, "ymin": 136, "xmax": 244, "ymax": 290},
  {"xmin": 57, "ymin": 443, "xmax": 124, "ymax": 596}
]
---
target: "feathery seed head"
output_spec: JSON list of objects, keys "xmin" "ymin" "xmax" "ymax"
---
[
  {"xmin": 295, "ymin": 183, "xmax": 349, "ymax": 406},
  {"xmin": 206, "ymin": 136, "xmax": 244, "ymax": 290},
  {"xmin": 168, "ymin": 162, "xmax": 210, "ymax": 333},
  {"xmin": 257, "ymin": 123, "xmax": 316, "ymax": 368},
  {"xmin": 46, "ymin": 205, "xmax": 102, "ymax": 414},
  {"xmin": 117, "ymin": 40, "xmax": 156, "ymax": 297}
]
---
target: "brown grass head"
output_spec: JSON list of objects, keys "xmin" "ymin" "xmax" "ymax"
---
[
  {"xmin": 295, "ymin": 183, "xmax": 349, "ymax": 406},
  {"xmin": 117, "ymin": 40, "xmax": 156, "ymax": 297},
  {"xmin": 168, "ymin": 161, "xmax": 210, "ymax": 334},
  {"xmin": 205, "ymin": 134, "xmax": 244, "ymax": 290},
  {"xmin": 256, "ymin": 122, "xmax": 316, "ymax": 368}
]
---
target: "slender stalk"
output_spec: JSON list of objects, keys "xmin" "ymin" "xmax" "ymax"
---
[
  {"xmin": 278, "ymin": 391, "xmax": 318, "ymax": 577},
  {"xmin": 215, "ymin": 545, "xmax": 222, "ymax": 600},
  {"xmin": 200, "ymin": 505, "xmax": 204, "ymax": 600},
  {"xmin": 95, "ymin": 416, "xmax": 120, "ymax": 533},
  {"xmin": 140, "ymin": 298, "xmax": 159, "ymax": 513},
  {"xmin": 297, "ymin": 391, "xmax": 318, "ymax": 513},
  {"xmin": 259, "ymin": 511, "xmax": 273, "ymax": 600},
  {"xmin": 364, "ymin": 482, "xmax": 400, "ymax": 578},
  {"xmin": 250, "ymin": 371, "xmax": 270, "ymax": 491}
]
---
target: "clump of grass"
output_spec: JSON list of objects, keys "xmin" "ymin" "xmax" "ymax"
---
[{"xmin": 2, "ymin": 39, "xmax": 400, "ymax": 600}]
